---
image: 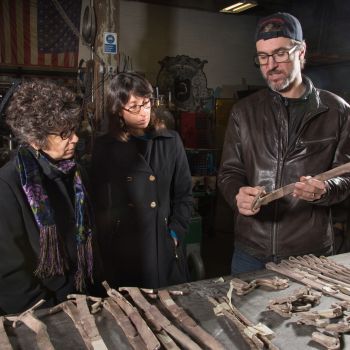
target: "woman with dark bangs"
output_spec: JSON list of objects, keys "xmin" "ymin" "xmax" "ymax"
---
[
  {"xmin": 91, "ymin": 72, "xmax": 192, "ymax": 288},
  {"xmin": 0, "ymin": 80, "xmax": 103, "ymax": 315}
]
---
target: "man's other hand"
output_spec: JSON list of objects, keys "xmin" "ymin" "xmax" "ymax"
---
[{"xmin": 236, "ymin": 186, "xmax": 265, "ymax": 216}]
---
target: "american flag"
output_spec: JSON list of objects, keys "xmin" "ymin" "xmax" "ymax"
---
[{"xmin": 0, "ymin": 0, "xmax": 82, "ymax": 69}]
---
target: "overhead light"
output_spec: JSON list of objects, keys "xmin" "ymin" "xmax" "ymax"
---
[{"xmin": 220, "ymin": 1, "xmax": 257, "ymax": 13}]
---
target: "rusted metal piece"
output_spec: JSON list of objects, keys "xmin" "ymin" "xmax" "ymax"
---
[
  {"xmin": 0, "ymin": 317, "xmax": 13, "ymax": 350},
  {"xmin": 285, "ymin": 257, "xmax": 350, "ymax": 294},
  {"xmin": 225, "ymin": 283, "xmax": 278, "ymax": 349},
  {"xmin": 266, "ymin": 261, "xmax": 350, "ymax": 302},
  {"xmin": 210, "ymin": 295, "xmax": 279, "ymax": 350},
  {"xmin": 289, "ymin": 296, "xmax": 350, "ymax": 347},
  {"xmin": 255, "ymin": 277, "xmax": 289, "ymax": 290},
  {"xmin": 296, "ymin": 255, "xmax": 350, "ymax": 285},
  {"xmin": 295, "ymin": 306, "xmax": 343, "ymax": 329},
  {"xmin": 281, "ymin": 260, "xmax": 339, "ymax": 295},
  {"xmin": 296, "ymin": 316, "xmax": 330, "ymax": 328},
  {"xmin": 6, "ymin": 299, "xmax": 55, "ymax": 350},
  {"xmin": 267, "ymin": 287, "xmax": 321, "ymax": 318},
  {"xmin": 298, "ymin": 305, "xmax": 343, "ymax": 320},
  {"xmin": 318, "ymin": 313, "xmax": 350, "ymax": 335},
  {"xmin": 293, "ymin": 300, "xmax": 350, "ymax": 342},
  {"xmin": 157, "ymin": 289, "xmax": 225, "ymax": 350},
  {"xmin": 282, "ymin": 255, "xmax": 350, "ymax": 296},
  {"xmin": 11, "ymin": 313, "xmax": 55, "ymax": 350},
  {"xmin": 50, "ymin": 295, "xmax": 107, "ymax": 350},
  {"xmin": 319, "ymin": 255, "xmax": 350, "ymax": 275},
  {"xmin": 229, "ymin": 277, "xmax": 289, "ymax": 296},
  {"xmin": 102, "ymin": 281, "xmax": 161, "ymax": 350},
  {"xmin": 120, "ymin": 287, "xmax": 201, "ymax": 350},
  {"xmin": 251, "ymin": 162, "xmax": 350, "ymax": 210},
  {"xmin": 140, "ymin": 288, "xmax": 187, "ymax": 297},
  {"xmin": 325, "ymin": 321, "xmax": 350, "ymax": 334},
  {"xmin": 334, "ymin": 301, "xmax": 350, "ymax": 311},
  {"xmin": 68, "ymin": 294, "xmax": 107, "ymax": 350},
  {"xmin": 103, "ymin": 297, "xmax": 147, "ymax": 350},
  {"xmin": 311, "ymin": 331, "xmax": 340, "ymax": 350},
  {"xmin": 208, "ymin": 296, "xmax": 263, "ymax": 350},
  {"xmin": 309, "ymin": 255, "xmax": 350, "ymax": 284},
  {"xmin": 156, "ymin": 330, "xmax": 179, "ymax": 350},
  {"xmin": 229, "ymin": 278, "xmax": 256, "ymax": 296}
]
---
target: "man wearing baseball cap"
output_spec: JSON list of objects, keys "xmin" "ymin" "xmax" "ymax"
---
[{"xmin": 218, "ymin": 12, "xmax": 350, "ymax": 274}]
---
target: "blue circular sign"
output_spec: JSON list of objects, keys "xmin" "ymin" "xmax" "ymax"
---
[{"xmin": 106, "ymin": 34, "xmax": 115, "ymax": 44}]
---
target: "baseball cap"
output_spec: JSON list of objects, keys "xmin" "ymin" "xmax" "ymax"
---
[{"xmin": 255, "ymin": 12, "xmax": 303, "ymax": 42}]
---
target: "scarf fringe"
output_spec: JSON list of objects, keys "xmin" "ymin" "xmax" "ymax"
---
[
  {"xmin": 75, "ymin": 234, "xmax": 94, "ymax": 292},
  {"xmin": 34, "ymin": 225, "xmax": 65, "ymax": 278},
  {"xmin": 17, "ymin": 147, "xmax": 94, "ymax": 289}
]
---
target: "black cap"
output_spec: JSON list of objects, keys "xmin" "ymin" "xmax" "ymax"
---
[{"xmin": 255, "ymin": 12, "xmax": 303, "ymax": 42}]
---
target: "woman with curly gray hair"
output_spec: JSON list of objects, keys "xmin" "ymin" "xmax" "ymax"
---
[{"xmin": 0, "ymin": 80, "xmax": 102, "ymax": 315}]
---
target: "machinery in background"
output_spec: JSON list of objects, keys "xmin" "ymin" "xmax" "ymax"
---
[
  {"xmin": 155, "ymin": 55, "xmax": 218, "ymax": 281},
  {"xmin": 0, "ymin": 80, "xmax": 21, "ymax": 167}
]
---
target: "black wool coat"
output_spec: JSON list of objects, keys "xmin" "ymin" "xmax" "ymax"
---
[
  {"xmin": 90, "ymin": 129, "xmax": 193, "ymax": 289},
  {"xmin": 0, "ymin": 156, "xmax": 103, "ymax": 315}
]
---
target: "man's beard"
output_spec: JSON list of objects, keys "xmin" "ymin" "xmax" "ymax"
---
[{"xmin": 263, "ymin": 67, "xmax": 298, "ymax": 93}]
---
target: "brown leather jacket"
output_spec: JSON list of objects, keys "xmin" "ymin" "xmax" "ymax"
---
[{"xmin": 218, "ymin": 76, "xmax": 350, "ymax": 260}]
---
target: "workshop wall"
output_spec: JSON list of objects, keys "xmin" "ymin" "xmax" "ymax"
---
[
  {"xmin": 294, "ymin": 0, "xmax": 350, "ymax": 101},
  {"xmin": 118, "ymin": 0, "xmax": 264, "ymax": 95}
]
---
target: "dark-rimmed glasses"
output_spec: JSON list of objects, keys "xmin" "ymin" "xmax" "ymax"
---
[
  {"xmin": 48, "ymin": 127, "xmax": 76, "ymax": 140},
  {"xmin": 254, "ymin": 45, "xmax": 299, "ymax": 66},
  {"xmin": 123, "ymin": 98, "xmax": 153, "ymax": 115}
]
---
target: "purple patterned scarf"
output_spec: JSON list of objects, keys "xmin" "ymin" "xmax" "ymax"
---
[{"xmin": 16, "ymin": 146, "xmax": 93, "ymax": 291}]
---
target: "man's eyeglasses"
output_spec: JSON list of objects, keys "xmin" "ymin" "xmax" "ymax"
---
[
  {"xmin": 254, "ymin": 45, "xmax": 299, "ymax": 66},
  {"xmin": 48, "ymin": 127, "xmax": 76, "ymax": 140},
  {"xmin": 123, "ymin": 99, "xmax": 153, "ymax": 115}
]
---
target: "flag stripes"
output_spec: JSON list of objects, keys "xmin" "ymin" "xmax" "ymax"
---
[{"xmin": 0, "ymin": 0, "xmax": 80, "ymax": 69}]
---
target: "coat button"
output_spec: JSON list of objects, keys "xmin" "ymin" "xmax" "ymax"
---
[
  {"xmin": 150, "ymin": 201, "xmax": 157, "ymax": 208},
  {"xmin": 126, "ymin": 176, "xmax": 133, "ymax": 182},
  {"xmin": 149, "ymin": 175, "xmax": 156, "ymax": 182}
]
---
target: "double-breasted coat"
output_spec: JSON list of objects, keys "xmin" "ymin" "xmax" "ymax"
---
[{"xmin": 90, "ymin": 129, "xmax": 193, "ymax": 289}]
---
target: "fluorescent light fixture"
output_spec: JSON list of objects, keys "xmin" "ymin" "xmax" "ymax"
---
[{"xmin": 220, "ymin": 1, "xmax": 257, "ymax": 13}]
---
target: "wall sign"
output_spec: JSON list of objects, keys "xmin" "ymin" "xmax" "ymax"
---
[{"xmin": 103, "ymin": 32, "xmax": 117, "ymax": 54}]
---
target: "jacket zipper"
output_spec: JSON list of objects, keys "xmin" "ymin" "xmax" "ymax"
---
[
  {"xmin": 115, "ymin": 218, "xmax": 121, "ymax": 233},
  {"xmin": 271, "ymin": 95, "xmax": 286, "ymax": 256},
  {"xmin": 271, "ymin": 103, "xmax": 328, "ymax": 257},
  {"xmin": 272, "ymin": 126, "xmax": 283, "ymax": 256}
]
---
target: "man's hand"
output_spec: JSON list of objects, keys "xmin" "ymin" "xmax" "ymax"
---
[
  {"xmin": 293, "ymin": 176, "xmax": 327, "ymax": 201},
  {"xmin": 236, "ymin": 186, "xmax": 265, "ymax": 216}
]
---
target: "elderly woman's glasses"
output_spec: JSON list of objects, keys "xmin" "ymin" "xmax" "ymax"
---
[
  {"xmin": 48, "ymin": 127, "xmax": 76, "ymax": 140},
  {"xmin": 254, "ymin": 45, "xmax": 299, "ymax": 66},
  {"xmin": 123, "ymin": 99, "xmax": 153, "ymax": 115}
]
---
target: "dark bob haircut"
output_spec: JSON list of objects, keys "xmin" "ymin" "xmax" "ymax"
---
[
  {"xmin": 6, "ymin": 80, "xmax": 81, "ymax": 148},
  {"xmin": 107, "ymin": 71, "xmax": 165, "ymax": 141}
]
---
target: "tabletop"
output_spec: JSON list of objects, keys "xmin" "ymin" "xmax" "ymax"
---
[{"xmin": 4, "ymin": 253, "xmax": 350, "ymax": 349}]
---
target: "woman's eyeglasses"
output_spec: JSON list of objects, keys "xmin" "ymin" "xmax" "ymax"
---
[
  {"xmin": 123, "ymin": 99, "xmax": 153, "ymax": 115},
  {"xmin": 48, "ymin": 127, "xmax": 76, "ymax": 140}
]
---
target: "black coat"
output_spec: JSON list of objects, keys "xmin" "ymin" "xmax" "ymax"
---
[
  {"xmin": 0, "ymin": 156, "xmax": 102, "ymax": 315},
  {"xmin": 91, "ymin": 129, "xmax": 193, "ymax": 289}
]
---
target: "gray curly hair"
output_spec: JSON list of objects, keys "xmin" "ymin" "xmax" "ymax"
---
[{"xmin": 6, "ymin": 80, "xmax": 81, "ymax": 148}]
